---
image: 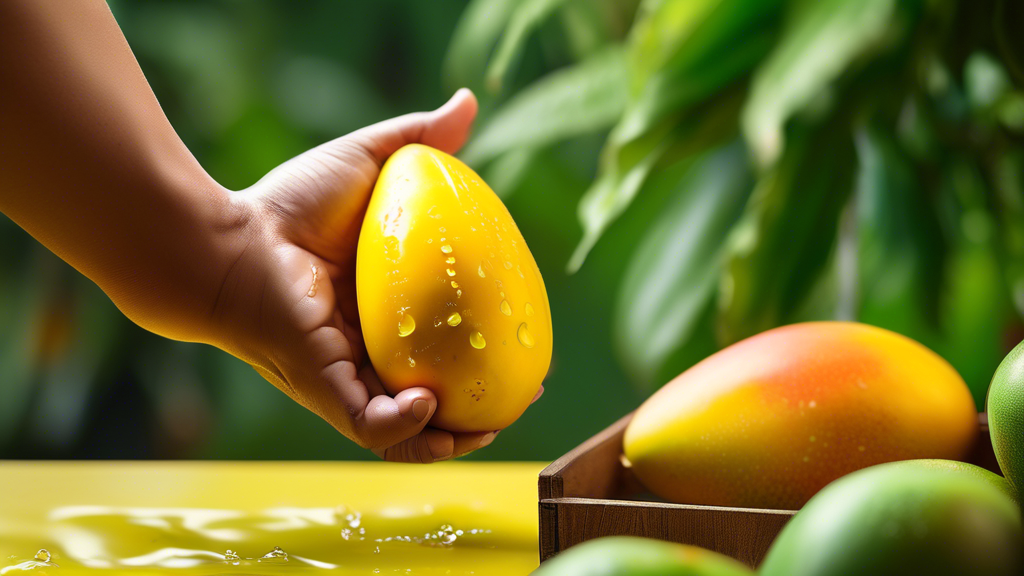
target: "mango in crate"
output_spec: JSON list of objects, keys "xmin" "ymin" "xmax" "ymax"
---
[
  {"xmin": 987, "ymin": 339, "xmax": 1024, "ymax": 493},
  {"xmin": 623, "ymin": 322, "xmax": 977, "ymax": 509},
  {"xmin": 356, "ymin": 144, "xmax": 552, "ymax": 433},
  {"xmin": 760, "ymin": 460, "xmax": 1023, "ymax": 576},
  {"xmin": 532, "ymin": 536, "xmax": 753, "ymax": 576}
]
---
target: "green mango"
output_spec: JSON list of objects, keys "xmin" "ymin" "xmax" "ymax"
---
[
  {"xmin": 532, "ymin": 536, "xmax": 753, "ymax": 576},
  {"xmin": 988, "ymin": 340, "xmax": 1024, "ymax": 493},
  {"xmin": 760, "ymin": 460, "xmax": 1023, "ymax": 576}
]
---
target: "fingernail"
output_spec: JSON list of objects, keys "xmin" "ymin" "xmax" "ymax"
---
[
  {"xmin": 412, "ymin": 399, "xmax": 429, "ymax": 422},
  {"xmin": 426, "ymin": 430, "xmax": 454, "ymax": 461},
  {"xmin": 478, "ymin": 432, "xmax": 497, "ymax": 449}
]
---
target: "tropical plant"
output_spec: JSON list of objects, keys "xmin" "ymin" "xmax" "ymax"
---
[{"xmin": 449, "ymin": 0, "xmax": 1024, "ymax": 405}]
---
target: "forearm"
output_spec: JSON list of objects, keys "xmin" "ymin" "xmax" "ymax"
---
[{"xmin": 0, "ymin": 0, "xmax": 246, "ymax": 343}]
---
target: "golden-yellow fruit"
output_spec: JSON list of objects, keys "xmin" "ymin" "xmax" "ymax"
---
[
  {"xmin": 623, "ymin": 322, "xmax": 978, "ymax": 510},
  {"xmin": 356, "ymin": 144, "xmax": 552, "ymax": 433}
]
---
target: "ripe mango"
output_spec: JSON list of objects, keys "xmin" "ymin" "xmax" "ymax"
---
[
  {"xmin": 623, "ymin": 322, "xmax": 977, "ymax": 510},
  {"xmin": 987, "ymin": 340, "xmax": 1024, "ymax": 493},
  {"xmin": 356, "ymin": 144, "xmax": 551, "ymax": 433},
  {"xmin": 532, "ymin": 536, "xmax": 753, "ymax": 576},
  {"xmin": 760, "ymin": 460, "xmax": 1023, "ymax": 576}
]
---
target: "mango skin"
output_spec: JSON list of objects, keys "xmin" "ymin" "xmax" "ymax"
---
[
  {"xmin": 532, "ymin": 536, "xmax": 753, "ymax": 576},
  {"xmin": 623, "ymin": 322, "xmax": 977, "ymax": 510},
  {"xmin": 356, "ymin": 144, "xmax": 552, "ymax": 433},
  {"xmin": 760, "ymin": 460, "xmax": 1024, "ymax": 576},
  {"xmin": 988, "ymin": 340, "xmax": 1024, "ymax": 494}
]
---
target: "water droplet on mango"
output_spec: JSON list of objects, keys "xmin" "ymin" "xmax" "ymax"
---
[
  {"xmin": 470, "ymin": 331, "xmax": 486, "ymax": 349},
  {"xmin": 500, "ymin": 300, "xmax": 512, "ymax": 316},
  {"xmin": 525, "ymin": 302, "xmax": 535, "ymax": 316},
  {"xmin": 517, "ymin": 323, "xmax": 535, "ymax": 348},
  {"xmin": 447, "ymin": 313, "xmax": 462, "ymax": 327},
  {"xmin": 446, "ymin": 268, "xmax": 456, "ymax": 277},
  {"xmin": 441, "ymin": 244, "xmax": 452, "ymax": 254},
  {"xmin": 398, "ymin": 313, "xmax": 416, "ymax": 337}
]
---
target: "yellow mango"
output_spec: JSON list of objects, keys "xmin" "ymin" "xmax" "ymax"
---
[{"xmin": 356, "ymin": 144, "xmax": 551, "ymax": 433}]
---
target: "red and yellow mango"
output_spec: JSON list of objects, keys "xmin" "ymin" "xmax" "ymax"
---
[{"xmin": 623, "ymin": 322, "xmax": 978, "ymax": 510}]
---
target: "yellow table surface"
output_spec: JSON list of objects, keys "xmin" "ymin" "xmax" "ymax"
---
[{"xmin": 0, "ymin": 461, "xmax": 546, "ymax": 575}]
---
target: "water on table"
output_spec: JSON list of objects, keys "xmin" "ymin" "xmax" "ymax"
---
[{"xmin": 0, "ymin": 461, "xmax": 543, "ymax": 575}]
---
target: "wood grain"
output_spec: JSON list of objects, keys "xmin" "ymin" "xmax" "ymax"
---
[{"xmin": 538, "ymin": 412, "xmax": 998, "ymax": 568}]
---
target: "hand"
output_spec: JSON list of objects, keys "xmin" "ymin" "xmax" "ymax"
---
[{"xmin": 209, "ymin": 90, "xmax": 518, "ymax": 462}]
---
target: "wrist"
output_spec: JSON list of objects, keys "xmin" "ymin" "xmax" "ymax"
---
[{"xmin": 104, "ymin": 151, "xmax": 255, "ymax": 346}]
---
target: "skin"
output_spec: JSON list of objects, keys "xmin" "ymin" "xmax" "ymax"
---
[
  {"xmin": 987, "ymin": 340, "xmax": 1024, "ymax": 493},
  {"xmin": 759, "ymin": 460, "xmax": 1023, "ymax": 576},
  {"xmin": 0, "ymin": 0, "xmax": 539, "ymax": 462},
  {"xmin": 624, "ymin": 322, "xmax": 977, "ymax": 509},
  {"xmin": 532, "ymin": 536, "xmax": 753, "ymax": 576}
]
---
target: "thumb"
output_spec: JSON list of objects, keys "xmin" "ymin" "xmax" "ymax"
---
[{"xmin": 342, "ymin": 88, "xmax": 478, "ymax": 166}]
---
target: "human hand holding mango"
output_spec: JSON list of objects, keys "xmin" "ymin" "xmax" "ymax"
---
[
  {"xmin": 0, "ymin": 1, "xmax": 545, "ymax": 462},
  {"xmin": 218, "ymin": 89, "xmax": 515, "ymax": 463}
]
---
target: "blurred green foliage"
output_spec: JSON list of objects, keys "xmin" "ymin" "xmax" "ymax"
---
[
  {"xmin": 462, "ymin": 0, "xmax": 1024, "ymax": 410},
  {"xmin": 1, "ymin": 0, "xmax": 1022, "ymax": 462}
]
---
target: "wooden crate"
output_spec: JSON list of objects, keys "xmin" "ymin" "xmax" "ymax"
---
[{"xmin": 538, "ymin": 412, "xmax": 999, "ymax": 568}]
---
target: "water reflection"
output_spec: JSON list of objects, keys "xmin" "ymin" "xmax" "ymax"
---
[{"xmin": 3, "ymin": 503, "xmax": 509, "ymax": 574}]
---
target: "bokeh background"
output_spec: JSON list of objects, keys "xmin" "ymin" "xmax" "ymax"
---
[{"xmin": 1, "ymin": 0, "xmax": 1022, "ymax": 461}]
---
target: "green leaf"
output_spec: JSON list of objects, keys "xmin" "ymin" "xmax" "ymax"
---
[
  {"xmin": 718, "ymin": 121, "xmax": 857, "ymax": 344},
  {"xmin": 854, "ymin": 125, "xmax": 943, "ymax": 347},
  {"xmin": 557, "ymin": 0, "xmax": 623, "ymax": 60},
  {"xmin": 618, "ymin": 0, "xmax": 781, "ymax": 143},
  {"xmin": 481, "ymin": 147, "xmax": 539, "ymax": 199},
  {"xmin": 742, "ymin": 0, "xmax": 899, "ymax": 166},
  {"xmin": 568, "ymin": 0, "xmax": 782, "ymax": 271},
  {"xmin": 443, "ymin": 0, "xmax": 522, "ymax": 93},
  {"xmin": 614, "ymin": 142, "xmax": 752, "ymax": 387},
  {"xmin": 568, "ymin": 122, "xmax": 670, "ymax": 273},
  {"xmin": 569, "ymin": 90, "xmax": 744, "ymax": 272},
  {"xmin": 486, "ymin": 0, "xmax": 574, "ymax": 92},
  {"xmin": 461, "ymin": 46, "xmax": 628, "ymax": 166}
]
